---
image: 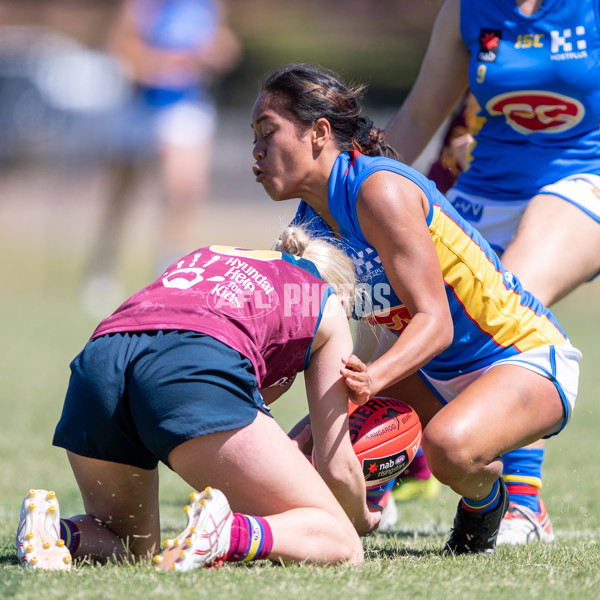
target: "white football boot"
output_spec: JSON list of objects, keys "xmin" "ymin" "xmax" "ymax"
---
[
  {"xmin": 153, "ymin": 487, "xmax": 233, "ymax": 571},
  {"xmin": 497, "ymin": 500, "xmax": 555, "ymax": 545},
  {"xmin": 378, "ymin": 492, "xmax": 398, "ymax": 531},
  {"xmin": 16, "ymin": 489, "xmax": 72, "ymax": 570}
]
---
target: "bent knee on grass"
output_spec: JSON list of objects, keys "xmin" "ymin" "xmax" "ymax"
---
[{"xmin": 268, "ymin": 507, "xmax": 363, "ymax": 565}]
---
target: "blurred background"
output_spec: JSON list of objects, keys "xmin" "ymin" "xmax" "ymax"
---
[{"xmin": 0, "ymin": 0, "xmax": 442, "ymax": 313}]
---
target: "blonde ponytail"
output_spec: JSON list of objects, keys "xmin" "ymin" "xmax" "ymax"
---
[{"xmin": 274, "ymin": 225, "xmax": 357, "ymax": 317}]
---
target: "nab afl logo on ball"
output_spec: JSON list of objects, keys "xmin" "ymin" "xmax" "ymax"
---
[
  {"xmin": 349, "ymin": 397, "xmax": 422, "ymax": 488},
  {"xmin": 486, "ymin": 91, "xmax": 584, "ymax": 134}
]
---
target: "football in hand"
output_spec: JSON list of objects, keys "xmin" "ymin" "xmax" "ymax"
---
[{"xmin": 349, "ymin": 396, "xmax": 422, "ymax": 489}]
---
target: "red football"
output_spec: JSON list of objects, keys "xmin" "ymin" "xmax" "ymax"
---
[{"xmin": 349, "ymin": 396, "xmax": 422, "ymax": 489}]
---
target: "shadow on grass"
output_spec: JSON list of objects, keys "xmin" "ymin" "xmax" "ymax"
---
[
  {"xmin": 363, "ymin": 527, "xmax": 447, "ymax": 559},
  {"xmin": 0, "ymin": 551, "xmax": 19, "ymax": 567},
  {"xmin": 0, "ymin": 527, "xmax": 448, "ymax": 570},
  {"xmin": 365, "ymin": 545, "xmax": 442, "ymax": 559}
]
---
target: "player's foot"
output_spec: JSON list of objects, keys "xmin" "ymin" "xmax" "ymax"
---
[
  {"xmin": 153, "ymin": 487, "xmax": 233, "ymax": 572},
  {"xmin": 393, "ymin": 450, "xmax": 441, "ymax": 502},
  {"xmin": 392, "ymin": 475, "xmax": 441, "ymax": 502},
  {"xmin": 378, "ymin": 490, "xmax": 398, "ymax": 531},
  {"xmin": 444, "ymin": 479, "xmax": 509, "ymax": 555},
  {"xmin": 16, "ymin": 489, "xmax": 72, "ymax": 570},
  {"xmin": 497, "ymin": 500, "xmax": 554, "ymax": 545}
]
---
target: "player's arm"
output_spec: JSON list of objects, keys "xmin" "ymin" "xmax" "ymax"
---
[
  {"xmin": 385, "ymin": 0, "xmax": 469, "ymax": 164},
  {"xmin": 192, "ymin": 10, "xmax": 242, "ymax": 76},
  {"xmin": 306, "ymin": 294, "xmax": 381, "ymax": 536},
  {"xmin": 342, "ymin": 172, "xmax": 453, "ymax": 397},
  {"xmin": 286, "ymin": 413, "xmax": 313, "ymax": 457},
  {"xmin": 259, "ymin": 381, "xmax": 294, "ymax": 406}
]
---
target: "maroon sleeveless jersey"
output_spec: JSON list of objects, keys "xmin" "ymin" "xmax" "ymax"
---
[{"xmin": 92, "ymin": 246, "xmax": 335, "ymax": 388}]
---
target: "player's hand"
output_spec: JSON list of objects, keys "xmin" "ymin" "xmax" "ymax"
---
[
  {"xmin": 356, "ymin": 501, "xmax": 383, "ymax": 536},
  {"xmin": 341, "ymin": 354, "xmax": 373, "ymax": 405}
]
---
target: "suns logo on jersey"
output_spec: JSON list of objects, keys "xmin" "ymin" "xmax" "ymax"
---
[
  {"xmin": 486, "ymin": 91, "xmax": 585, "ymax": 134},
  {"xmin": 363, "ymin": 304, "xmax": 412, "ymax": 335}
]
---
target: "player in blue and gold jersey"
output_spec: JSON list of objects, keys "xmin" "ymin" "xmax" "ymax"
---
[
  {"xmin": 252, "ymin": 63, "xmax": 582, "ymax": 555},
  {"xmin": 386, "ymin": 0, "xmax": 600, "ymax": 545}
]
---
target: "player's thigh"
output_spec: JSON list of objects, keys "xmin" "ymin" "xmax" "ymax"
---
[
  {"xmin": 501, "ymin": 193, "xmax": 600, "ymax": 305},
  {"xmin": 423, "ymin": 365, "xmax": 564, "ymax": 466},
  {"xmin": 168, "ymin": 411, "xmax": 351, "ymax": 520},
  {"xmin": 162, "ymin": 142, "xmax": 211, "ymax": 198},
  {"xmin": 67, "ymin": 452, "xmax": 160, "ymax": 543}
]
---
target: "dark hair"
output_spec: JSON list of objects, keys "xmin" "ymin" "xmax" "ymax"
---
[{"xmin": 259, "ymin": 63, "xmax": 399, "ymax": 159}]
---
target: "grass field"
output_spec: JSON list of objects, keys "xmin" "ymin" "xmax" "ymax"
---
[{"xmin": 1, "ymin": 164, "xmax": 599, "ymax": 599}]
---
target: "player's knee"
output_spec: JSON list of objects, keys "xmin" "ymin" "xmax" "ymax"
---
[
  {"xmin": 340, "ymin": 532, "xmax": 364, "ymax": 565},
  {"xmin": 422, "ymin": 423, "xmax": 479, "ymax": 485},
  {"xmin": 327, "ymin": 515, "xmax": 364, "ymax": 565}
]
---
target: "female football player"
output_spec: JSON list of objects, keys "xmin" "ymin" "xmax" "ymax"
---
[
  {"xmin": 16, "ymin": 226, "xmax": 380, "ymax": 571},
  {"xmin": 385, "ymin": 0, "xmax": 600, "ymax": 545},
  {"xmin": 251, "ymin": 63, "xmax": 581, "ymax": 554}
]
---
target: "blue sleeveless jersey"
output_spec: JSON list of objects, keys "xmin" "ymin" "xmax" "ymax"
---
[
  {"xmin": 294, "ymin": 152, "xmax": 568, "ymax": 379},
  {"xmin": 131, "ymin": 0, "xmax": 219, "ymax": 104},
  {"xmin": 133, "ymin": 0, "xmax": 218, "ymax": 51},
  {"xmin": 457, "ymin": 0, "xmax": 600, "ymax": 200}
]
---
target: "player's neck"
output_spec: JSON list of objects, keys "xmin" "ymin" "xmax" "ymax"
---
[{"xmin": 515, "ymin": 0, "xmax": 545, "ymax": 18}]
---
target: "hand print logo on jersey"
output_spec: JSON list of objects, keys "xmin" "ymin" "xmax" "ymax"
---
[
  {"xmin": 162, "ymin": 252, "xmax": 221, "ymax": 290},
  {"xmin": 486, "ymin": 91, "xmax": 585, "ymax": 135},
  {"xmin": 161, "ymin": 247, "xmax": 279, "ymax": 319}
]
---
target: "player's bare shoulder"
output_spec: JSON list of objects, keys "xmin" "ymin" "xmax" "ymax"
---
[{"xmin": 312, "ymin": 294, "xmax": 352, "ymax": 353}]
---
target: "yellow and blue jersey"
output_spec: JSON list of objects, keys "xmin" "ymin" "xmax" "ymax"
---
[
  {"xmin": 294, "ymin": 152, "xmax": 569, "ymax": 379},
  {"xmin": 458, "ymin": 0, "xmax": 600, "ymax": 200}
]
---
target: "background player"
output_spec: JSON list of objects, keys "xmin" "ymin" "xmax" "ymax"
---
[{"xmin": 83, "ymin": 0, "xmax": 242, "ymax": 313}]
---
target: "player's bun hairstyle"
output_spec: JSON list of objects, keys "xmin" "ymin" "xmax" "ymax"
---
[
  {"xmin": 274, "ymin": 225, "xmax": 358, "ymax": 318},
  {"xmin": 259, "ymin": 63, "xmax": 399, "ymax": 159}
]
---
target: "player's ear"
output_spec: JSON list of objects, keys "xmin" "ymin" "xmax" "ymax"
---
[{"xmin": 312, "ymin": 118, "xmax": 332, "ymax": 150}]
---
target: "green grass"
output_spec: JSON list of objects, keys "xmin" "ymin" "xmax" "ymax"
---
[{"xmin": 1, "ymin": 231, "xmax": 600, "ymax": 599}]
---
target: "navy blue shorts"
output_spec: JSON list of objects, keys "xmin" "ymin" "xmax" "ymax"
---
[{"xmin": 53, "ymin": 330, "xmax": 271, "ymax": 469}]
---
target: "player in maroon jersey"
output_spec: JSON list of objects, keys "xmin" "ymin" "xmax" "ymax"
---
[{"xmin": 16, "ymin": 226, "xmax": 380, "ymax": 572}]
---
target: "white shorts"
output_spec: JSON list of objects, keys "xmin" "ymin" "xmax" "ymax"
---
[
  {"xmin": 446, "ymin": 173, "xmax": 600, "ymax": 254},
  {"xmin": 420, "ymin": 341, "xmax": 582, "ymax": 438},
  {"xmin": 155, "ymin": 100, "xmax": 217, "ymax": 147}
]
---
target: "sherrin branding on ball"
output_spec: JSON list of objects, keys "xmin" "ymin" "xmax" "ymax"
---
[{"xmin": 348, "ymin": 396, "xmax": 422, "ymax": 489}]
